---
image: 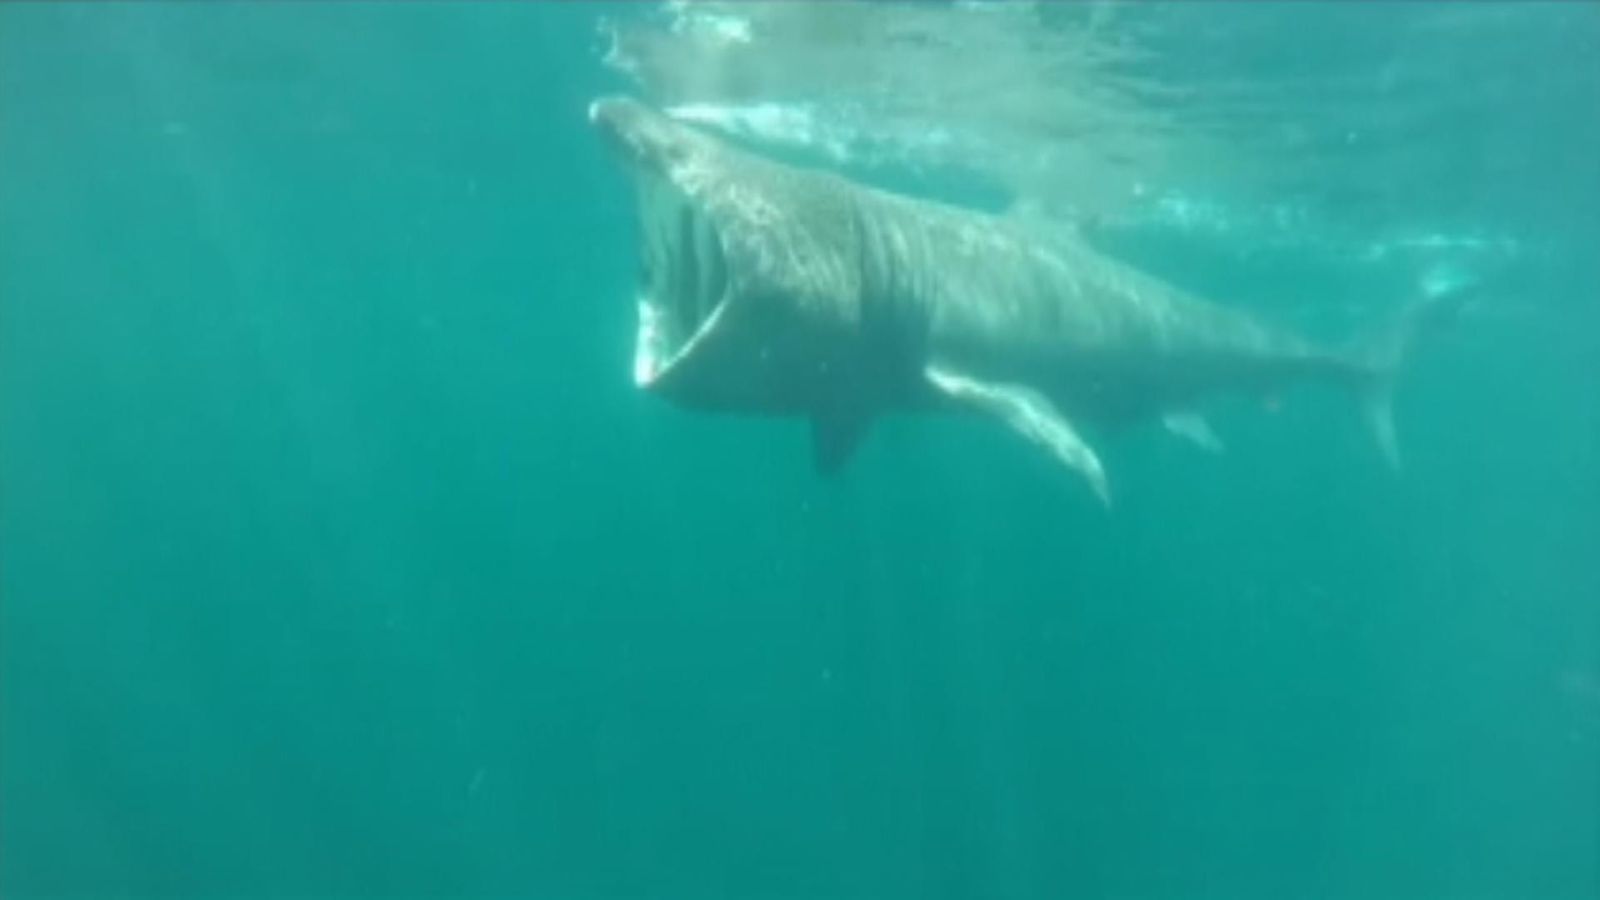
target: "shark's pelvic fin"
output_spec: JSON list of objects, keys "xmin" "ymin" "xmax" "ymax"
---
[
  {"xmin": 1351, "ymin": 279, "xmax": 1473, "ymax": 472},
  {"xmin": 1162, "ymin": 412, "xmax": 1224, "ymax": 454},
  {"xmin": 925, "ymin": 364, "xmax": 1111, "ymax": 506},
  {"xmin": 810, "ymin": 410, "xmax": 872, "ymax": 476},
  {"xmin": 1360, "ymin": 389, "xmax": 1401, "ymax": 471}
]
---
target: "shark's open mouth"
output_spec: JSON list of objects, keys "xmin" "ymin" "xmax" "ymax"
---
[
  {"xmin": 589, "ymin": 96, "xmax": 740, "ymax": 391},
  {"xmin": 631, "ymin": 170, "xmax": 731, "ymax": 387}
]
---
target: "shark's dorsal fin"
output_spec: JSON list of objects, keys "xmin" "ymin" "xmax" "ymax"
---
[
  {"xmin": 925, "ymin": 364, "xmax": 1111, "ymax": 506},
  {"xmin": 810, "ymin": 409, "xmax": 872, "ymax": 476},
  {"xmin": 1162, "ymin": 411, "xmax": 1224, "ymax": 454}
]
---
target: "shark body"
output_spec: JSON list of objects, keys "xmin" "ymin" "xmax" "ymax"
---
[{"xmin": 589, "ymin": 95, "xmax": 1449, "ymax": 503}]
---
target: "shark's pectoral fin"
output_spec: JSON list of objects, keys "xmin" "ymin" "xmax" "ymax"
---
[
  {"xmin": 810, "ymin": 409, "xmax": 872, "ymax": 477},
  {"xmin": 1162, "ymin": 412, "xmax": 1224, "ymax": 454},
  {"xmin": 925, "ymin": 364, "xmax": 1111, "ymax": 506}
]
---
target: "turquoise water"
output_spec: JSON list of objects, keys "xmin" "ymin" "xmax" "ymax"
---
[{"xmin": 2, "ymin": 4, "xmax": 1596, "ymax": 899}]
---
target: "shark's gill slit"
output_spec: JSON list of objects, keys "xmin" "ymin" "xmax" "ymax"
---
[
  {"xmin": 676, "ymin": 203, "xmax": 699, "ymax": 324},
  {"xmin": 633, "ymin": 174, "xmax": 678, "ymax": 385},
  {"xmin": 696, "ymin": 213, "xmax": 726, "ymax": 316},
  {"xmin": 643, "ymin": 180, "xmax": 669, "ymax": 298}
]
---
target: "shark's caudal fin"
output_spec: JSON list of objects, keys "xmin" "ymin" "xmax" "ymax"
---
[{"xmin": 1351, "ymin": 280, "xmax": 1473, "ymax": 469}]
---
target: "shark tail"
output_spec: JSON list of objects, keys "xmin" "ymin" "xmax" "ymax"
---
[{"xmin": 1350, "ymin": 279, "xmax": 1474, "ymax": 470}]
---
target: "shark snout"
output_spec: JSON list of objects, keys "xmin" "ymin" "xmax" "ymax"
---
[
  {"xmin": 587, "ymin": 96, "xmax": 639, "ymax": 160},
  {"xmin": 588, "ymin": 95, "xmax": 701, "ymax": 179}
]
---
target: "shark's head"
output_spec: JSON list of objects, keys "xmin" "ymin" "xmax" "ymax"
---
[{"xmin": 589, "ymin": 95, "xmax": 866, "ymax": 414}]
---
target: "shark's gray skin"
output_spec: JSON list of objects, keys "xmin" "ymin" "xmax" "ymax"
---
[{"xmin": 589, "ymin": 95, "xmax": 1452, "ymax": 503}]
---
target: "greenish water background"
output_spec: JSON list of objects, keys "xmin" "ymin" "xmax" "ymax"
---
[{"xmin": 2, "ymin": 4, "xmax": 1596, "ymax": 899}]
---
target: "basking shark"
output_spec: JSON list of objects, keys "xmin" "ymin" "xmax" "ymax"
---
[{"xmin": 589, "ymin": 95, "xmax": 1455, "ymax": 504}]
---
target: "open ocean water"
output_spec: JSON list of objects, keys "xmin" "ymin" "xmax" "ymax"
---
[{"xmin": 2, "ymin": 3, "xmax": 1597, "ymax": 899}]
